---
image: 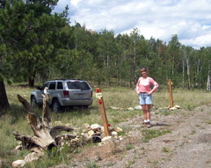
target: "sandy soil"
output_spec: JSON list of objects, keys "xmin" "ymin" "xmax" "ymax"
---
[{"xmin": 52, "ymin": 104, "xmax": 211, "ymax": 168}]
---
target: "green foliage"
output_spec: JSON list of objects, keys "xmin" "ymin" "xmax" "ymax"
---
[
  {"xmin": 86, "ymin": 161, "xmax": 99, "ymax": 168},
  {"xmin": 162, "ymin": 147, "xmax": 170, "ymax": 153},
  {"xmin": 125, "ymin": 144, "xmax": 134, "ymax": 150},
  {"xmin": 1, "ymin": 2, "xmax": 211, "ymax": 89},
  {"xmin": 0, "ymin": 0, "xmax": 69, "ymax": 86}
]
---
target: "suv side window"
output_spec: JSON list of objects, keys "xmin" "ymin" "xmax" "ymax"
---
[
  {"xmin": 57, "ymin": 82, "xmax": 63, "ymax": 89},
  {"xmin": 49, "ymin": 82, "xmax": 56, "ymax": 90}
]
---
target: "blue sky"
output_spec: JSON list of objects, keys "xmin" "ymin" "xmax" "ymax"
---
[{"xmin": 54, "ymin": 0, "xmax": 211, "ymax": 49}]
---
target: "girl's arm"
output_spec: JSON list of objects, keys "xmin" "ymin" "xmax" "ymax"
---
[
  {"xmin": 148, "ymin": 78, "xmax": 159, "ymax": 94},
  {"xmin": 135, "ymin": 78, "xmax": 141, "ymax": 94}
]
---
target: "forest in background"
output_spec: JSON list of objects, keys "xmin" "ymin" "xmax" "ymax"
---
[{"xmin": 0, "ymin": 0, "xmax": 211, "ymax": 110}]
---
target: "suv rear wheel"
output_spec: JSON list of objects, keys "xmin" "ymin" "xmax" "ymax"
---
[
  {"xmin": 52, "ymin": 99, "xmax": 61, "ymax": 113},
  {"xmin": 82, "ymin": 105, "xmax": 88, "ymax": 109}
]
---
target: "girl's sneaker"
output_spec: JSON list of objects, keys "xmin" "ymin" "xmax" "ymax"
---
[
  {"xmin": 142, "ymin": 122, "xmax": 147, "ymax": 127},
  {"xmin": 146, "ymin": 122, "xmax": 151, "ymax": 128}
]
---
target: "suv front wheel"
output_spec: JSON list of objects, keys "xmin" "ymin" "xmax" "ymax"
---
[
  {"xmin": 52, "ymin": 99, "xmax": 61, "ymax": 113},
  {"xmin": 31, "ymin": 96, "xmax": 37, "ymax": 107}
]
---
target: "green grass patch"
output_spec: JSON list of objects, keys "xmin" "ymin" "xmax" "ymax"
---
[
  {"xmin": 162, "ymin": 147, "xmax": 170, "ymax": 153},
  {"xmin": 86, "ymin": 161, "xmax": 99, "ymax": 168},
  {"xmin": 125, "ymin": 143, "xmax": 134, "ymax": 150},
  {"xmin": 205, "ymin": 120, "xmax": 211, "ymax": 124},
  {"xmin": 24, "ymin": 145, "xmax": 71, "ymax": 168},
  {"xmin": 157, "ymin": 108, "xmax": 174, "ymax": 116},
  {"xmin": 142, "ymin": 129, "xmax": 171, "ymax": 142}
]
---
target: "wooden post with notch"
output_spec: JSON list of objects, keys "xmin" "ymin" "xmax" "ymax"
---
[
  {"xmin": 168, "ymin": 79, "xmax": 174, "ymax": 108},
  {"xmin": 96, "ymin": 88, "xmax": 110, "ymax": 136}
]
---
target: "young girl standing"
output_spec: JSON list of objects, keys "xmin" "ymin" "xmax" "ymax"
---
[{"xmin": 136, "ymin": 67, "xmax": 159, "ymax": 127}]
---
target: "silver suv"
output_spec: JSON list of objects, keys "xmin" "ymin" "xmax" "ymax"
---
[{"xmin": 30, "ymin": 79, "xmax": 93, "ymax": 112}]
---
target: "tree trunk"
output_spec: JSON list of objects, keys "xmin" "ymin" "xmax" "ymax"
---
[
  {"xmin": 196, "ymin": 58, "xmax": 201, "ymax": 88},
  {"xmin": 206, "ymin": 71, "xmax": 211, "ymax": 91},
  {"xmin": 28, "ymin": 77, "xmax": 35, "ymax": 87},
  {"xmin": 28, "ymin": 72, "xmax": 36, "ymax": 87},
  {"xmin": 0, "ymin": 78, "xmax": 9, "ymax": 111},
  {"xmin": 186, "ymin": 57, "xmax": 191, "ymax": 90},
  {"xmin": 182, "ymin": 59, "xmax": 185, "ymax": 89}
]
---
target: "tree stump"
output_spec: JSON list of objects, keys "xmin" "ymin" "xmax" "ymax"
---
[{"xmin": 12, "ymin": 94, "xmax": 74, "ymax": 167}]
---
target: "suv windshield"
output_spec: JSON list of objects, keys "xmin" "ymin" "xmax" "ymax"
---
[{"xmin": 67, "ymin": 81, "xmax": 90, "ymax": 90}]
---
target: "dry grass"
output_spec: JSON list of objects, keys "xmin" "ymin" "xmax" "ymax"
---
[
  {"xmin": 99, "ymin": 87, "xmax": 211, "ymax": 111},
  {"xmin": 1, "ymin": 85, "xmax": 211, "ymax": 167}
]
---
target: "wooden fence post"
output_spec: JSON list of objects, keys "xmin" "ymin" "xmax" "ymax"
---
[
  {"xmin": 95, "ymin": 88, "xmax": 110, "ymax": 136},
  {"xmin": 168, "ymin": 79, "xmax": 174, "ymax": 108}
]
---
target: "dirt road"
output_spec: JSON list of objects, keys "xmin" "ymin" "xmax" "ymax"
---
[{"xmin": 53, "ymin": 104, "xmax": 211, "ymax": 168}]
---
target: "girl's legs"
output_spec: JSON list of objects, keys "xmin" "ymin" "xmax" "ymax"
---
[
  {"xmin": 140, "ymin": 93, "xmax": 152, "ymax": 126},
  {"xmin": 145, "ymin": 94, "xmax": 152, "ymax": 125},
  {"xmin": 141, "ymin": 105, "xmax": 147, "ymax": 124},
  {"xmin": 146, "ymin": 104, "xmax": 151, "ymax": 122},
  {"xmin": 141, "ymin": 104, "xmax": 151, "ymax": 127}
]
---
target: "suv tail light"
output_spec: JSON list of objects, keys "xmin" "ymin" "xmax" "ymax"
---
[
  {"xmin": 63, "ymin": 91, "xmax": 69, "ymax": 97},
  {"xmin": 91, "ymin": 91, "xmax": 93, "ymax": 97}
]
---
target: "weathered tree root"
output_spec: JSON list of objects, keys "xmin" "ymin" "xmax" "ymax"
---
[{"xmin": 12, "ymin": 94, "xmax": 74, "ymax": 167}]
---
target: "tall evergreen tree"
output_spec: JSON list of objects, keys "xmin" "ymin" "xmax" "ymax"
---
[
  {"xmin": 167, "ymin": 34, "xmax": 182, "ymax": 85},
  {"xmin": 0, "ymin": 0, "xmax": 69, "ymax": 87},
  {"xmin": 96, "ymin": 29, "xmax": 117, "ymax": 85},
  {"xmin": 0, "ymin": 0, "xmax": 68, "ymax": 110}
]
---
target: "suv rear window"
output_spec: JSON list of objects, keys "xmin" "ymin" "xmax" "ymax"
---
[
  {"xmin": 57, "ymin": 82, "xmax": 63, "ymax": 89},
  {"xmin": 67, "ymin": 81, "xmax": 90, "ymax": 90}
]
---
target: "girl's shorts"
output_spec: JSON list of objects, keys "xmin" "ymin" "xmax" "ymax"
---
[{"xmin": 139, "ymin": 93, "xmax": 152, "ymax": 105}]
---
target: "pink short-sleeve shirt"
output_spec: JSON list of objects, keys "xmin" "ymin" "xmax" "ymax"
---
[{"xmin": 136, "ymin": 77, "xmax": 159, "ymax": 94}]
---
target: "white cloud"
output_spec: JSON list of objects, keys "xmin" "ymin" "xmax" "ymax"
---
[
  {"xmin": 71, "ymin": 0, "xmax": 81, "ymax": 7},
  {"xmin": 181, "ymin": 34, "xmax": 211, "ymax": 49},
  {"xmin": 54, "ymin": 0, "xmax": 211, "ymax": 49}
]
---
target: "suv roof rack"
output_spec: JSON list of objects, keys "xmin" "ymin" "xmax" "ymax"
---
[{"xmin": 53, "ymin": 79, "xmax": 67, "ymax": 80}]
